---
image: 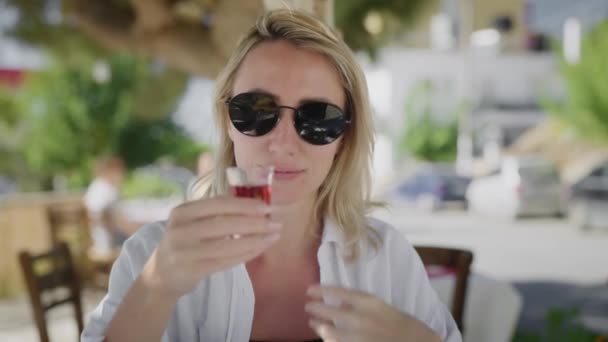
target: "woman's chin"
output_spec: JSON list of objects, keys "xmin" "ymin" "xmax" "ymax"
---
[{"xmin": 270, "ymin": 191, "xmax": 314, "ymax": 207}]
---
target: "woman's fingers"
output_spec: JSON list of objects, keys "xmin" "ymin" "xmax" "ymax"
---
[
  {"xmin": 201, "ymin": 232, "xmax": 281, "ymax": 259},
  {"xmin": 169, "ymin": 196, "xmax": 271, "ymax": 225},
  {"xmin": 149, "ymin": 197, "xmax": 278, "ymax": 298},
  {"xmin": 305, "ymin": 301, "xmax": 376, "ymax": 332},
  {"xmin": 306, "ymin": 286, "xmax": 391, "ymax": 338},
  {"xmin": 309, "ymin": 319, "xmax": 374, "ymax": 342},
  {"xmin": 203, "ymin": 246, "xmax": 268, "ymax": 273},
  {"xmin": 307, "ymin": 285, "xmax": 381, "ymax": 312},
  {"xmin": 172, "ymin": 231, "xmax": 281, "ymax": 262},
  {"xmin": 171, "ymin": 216, "xmax": 282, "ymax": 245}
]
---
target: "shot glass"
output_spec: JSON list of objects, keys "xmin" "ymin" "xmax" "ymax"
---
[{"xmin": 226, "ymin": 165, "xmax": 274, "ymax": 205}]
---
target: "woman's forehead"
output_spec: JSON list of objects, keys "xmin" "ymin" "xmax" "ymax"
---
[{"xmin": 232, "ymin": 40, "xmax": 345, "ymax": 106}]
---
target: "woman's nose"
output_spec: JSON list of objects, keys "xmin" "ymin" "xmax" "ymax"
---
[{"xmin": 268, "ymin": 109, "xmax": 300, "ymax": 154}]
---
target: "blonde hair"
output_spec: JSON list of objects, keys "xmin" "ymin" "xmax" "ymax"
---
[{"xmin": 191, "ymin": 9, "xmax": 377, "ymax": 259}]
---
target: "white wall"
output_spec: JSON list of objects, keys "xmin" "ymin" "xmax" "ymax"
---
[
  {"xmin": 360, "ymin": 48, "xmax": 563, "ymax": 183},
  {"xmin": 362, "ymin": 48, "xmax": 560, "ymax": 139}
]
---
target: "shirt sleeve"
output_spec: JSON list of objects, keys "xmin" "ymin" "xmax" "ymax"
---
[
  {"xmin": 84, "ymin": 180, "xmax": 119, "ymax": 214},
  {"xmin": 81, "ymin": 222, "xmax": 165, "ymax": 342}
]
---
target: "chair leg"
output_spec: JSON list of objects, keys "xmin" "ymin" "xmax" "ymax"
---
[
  {"xmin": 74, "ymin": 295, "xmax": 85, "ymax": 335},
  {"xmin": 32, "ymin": 309, "xmax": 50, "ymax": 342}
]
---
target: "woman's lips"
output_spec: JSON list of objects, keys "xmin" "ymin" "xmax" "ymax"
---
[{"xmin": 273, "ymin": 169, "xmax": 305, "ymax": 181}]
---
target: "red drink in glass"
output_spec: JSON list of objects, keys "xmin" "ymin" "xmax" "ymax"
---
[
  {"xmin": 226, "ymin": 166, "xmax": 274, "ymax": 205},
  {"xmin": 230, "ymin": 184, "xmax": 272, "ymax": 204}
]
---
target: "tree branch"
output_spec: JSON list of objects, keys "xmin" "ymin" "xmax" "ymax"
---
[
  {"xmin": 66, "ymin": 0, "xmax": 134, "ymax": 51},
  {"xmin": 129, "ymin": 0, "xmax": 176, "ymax": 34},
  {"xmin": 64, "ymin": 0, "xmax": 332, "ymax": 78},
  {"xmin": 65, "ymin": 0, "xmax": 262, "ymax": 78},
  {"xmin": 211, "ymin": 0, "xmax": 264, "ymax": 59}
]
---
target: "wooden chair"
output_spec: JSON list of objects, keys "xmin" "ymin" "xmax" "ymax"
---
[
  {"xmin": 46, "ymin": 204, "xmax": 90, "ymax": 255},
  {"xmin": 18, "ymin": 242, "xmax": 84, "ymax": 342},
  {"xmin": 414, "ymin": 246, "xmax": 473, "ymax": 332},
  {"xmin": 47, "ymin": 204, "xmax": 117, "ymax": 290}
]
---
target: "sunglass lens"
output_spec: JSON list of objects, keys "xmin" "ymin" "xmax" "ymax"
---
[
  {"xmin": 295, "ymin": 102, "xmax": 348, "ymax": 145},
  {"xmin": 228, "ymin": 93, "xmax": 278, "ymax": 136}
]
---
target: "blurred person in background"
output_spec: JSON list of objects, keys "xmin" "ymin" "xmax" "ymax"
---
[
  {"xmin": 83, "ymin": 9, "xmax": 459, "ymax": 342},
  {"xmin": 84, "ymin": 156, "xmax": 131, "ymax": 255}
]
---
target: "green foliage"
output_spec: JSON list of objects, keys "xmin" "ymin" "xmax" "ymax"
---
[
  {"xmin": 0, "ymin": 86, "xmax": 21, "ymax": 129},
  {"xmin": 0, "ymin": 86, "xmax": 30, "ymax": 187},
  {"xmin": 21, "ymin": 55, "xmax": 140, "ymax": 174},
  {"xmin": 512, "ymin": 308, "xmax": 605, "ymax": 342},
  {"xmin": 121, "ymin": 172, "xmax": 182, "ymax": 200},
  {"xmin": 398, "ymin": 81, "xmax": 463, "ymax": 162},
  {"xmin": 2, "ymin": 54, "xmax": 198, "ymax": 190},
  {"xmin": 0, "ymin": 1, "xmax": 190, "ymax": 190},
  {"xmin": 117, "ymin": 118, "xmax": 209, "ymax": 171},
  {"xmin": 335, "ymin": 0, "xmax": 426, "ymax": 57},
  {"xmin": 0, "ymin": 86, "xmax": 22, "ymax": 164},
  {"xmin": 543, "ymin": 20, "xmax": 608, "ymax": 145}
]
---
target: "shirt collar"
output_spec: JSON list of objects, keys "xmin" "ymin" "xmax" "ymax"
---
[{"xmin": 320, "ymin": 216, "xmax": 345, "ymax": 248}]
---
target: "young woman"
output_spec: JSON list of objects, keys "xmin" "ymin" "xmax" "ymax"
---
[{"xmin": 82, "ymin": 9, "xmax": 461, "ymax": 342}]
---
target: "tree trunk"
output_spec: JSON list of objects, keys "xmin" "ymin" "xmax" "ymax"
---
[{"xmin": 65, "ymin": 0, "xmax": 335, "ymax": 79}]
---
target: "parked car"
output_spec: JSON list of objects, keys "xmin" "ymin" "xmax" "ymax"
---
[
  {"xmin": 466, "ymin": 155, "xmax": 563, "ymax": 219},
  {"xmin": 396, "ymin": 164, "xmax": 471, "ymax": 211},
  {"xmin": 567, "ymin": 163, "xmax": 608, "ymax": 230}
]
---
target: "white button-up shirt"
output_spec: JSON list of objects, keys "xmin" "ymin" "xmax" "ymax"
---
[{"xmin": 82, "ymin": 217, "xmax": 462, "ymax": 342}]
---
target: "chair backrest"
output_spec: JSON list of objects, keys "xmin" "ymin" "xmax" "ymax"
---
[
  {"xmin": 47, "ymin": 204, "xmax": 93, "ymax": 271},
  {"xmin": 414, "ymin": 246, "xmax": 473, "ymax": 332},
  {"xmin": 18, "ymin": 242, "xmax": 84, "ymax": 342},
  {"xmin": 47, "ymin": 204, "xmax": 90, "ymax": 246},
  {"xmin": 48, "ymin": 202, "xmax": 120, "ymax": 291}
]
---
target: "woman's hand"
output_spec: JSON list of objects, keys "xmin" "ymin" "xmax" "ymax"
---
[
  {"xmin": 305, "ymin": 286, "xmax": 441, "ymax": 342},
  {"xmin": 141, "ymin": 196, "xmax": 282, "ymax": 299}
]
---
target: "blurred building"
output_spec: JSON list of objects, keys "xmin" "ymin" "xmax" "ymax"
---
[
  {"xmin": 399, "ymin": 0, "xmax": 608, "ymax": 52},
  {"xmin": 364, "ymin": 0, "xmax": 608, "ymax": 177},
  {"xmin": 528, "ymin": 0, "xmax": 608, "ymax": 39}
]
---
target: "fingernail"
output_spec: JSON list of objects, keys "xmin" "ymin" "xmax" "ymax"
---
[
  {"xmin": 264, "ymin": 232, "xmax": 281, "ymax": 243},
  {"xmin": 267, "ymin": 222, "xmax": 283, "ymax": 231}
]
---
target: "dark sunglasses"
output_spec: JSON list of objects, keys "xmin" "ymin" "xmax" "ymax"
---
[{"xmin": 225, "ymin": 92, "xmax": 351, "ymax": 145}]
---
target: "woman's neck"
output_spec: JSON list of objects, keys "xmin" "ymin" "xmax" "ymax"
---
[{"xmin": 255, "ymin": 196, "xmax": 322, "ymax": 266}]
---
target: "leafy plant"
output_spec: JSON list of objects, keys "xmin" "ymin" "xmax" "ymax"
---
[
  {"xmin": 3, "ymin": 54, "xmax": 199, "ymax": 190},
  {"xmin": 543, "ymin": 20, "xmax": 608, "ymax": 145},
  {"xmin": 0, "ymin": 86, "xmax": 31, "ymax": 186},
  {"xmin": 398, "ymin": 80, "xmax": 465, "ymax": 162},
  {"xmin": 117, "ymin": 118, "xmax": 209, "ymax": 172},
  {"xmin": 121, "ymin": 172, "xmax": 182, "ymax": 200},
  {"xmin": 335, "ymin": 0, "xmax": 426, "ymax": 58},
  {"xmin": 513, "ymin": 308, "xmax": 606, "ymax": 342}
]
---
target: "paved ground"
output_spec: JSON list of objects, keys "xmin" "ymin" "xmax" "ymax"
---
[
  {"xmin": 2, "ymin": 200, "xmax": 607, "ymax": 340},
  {"xmin": 0, "ymin": 290, "xmax": 104, "ymax": 341}
]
